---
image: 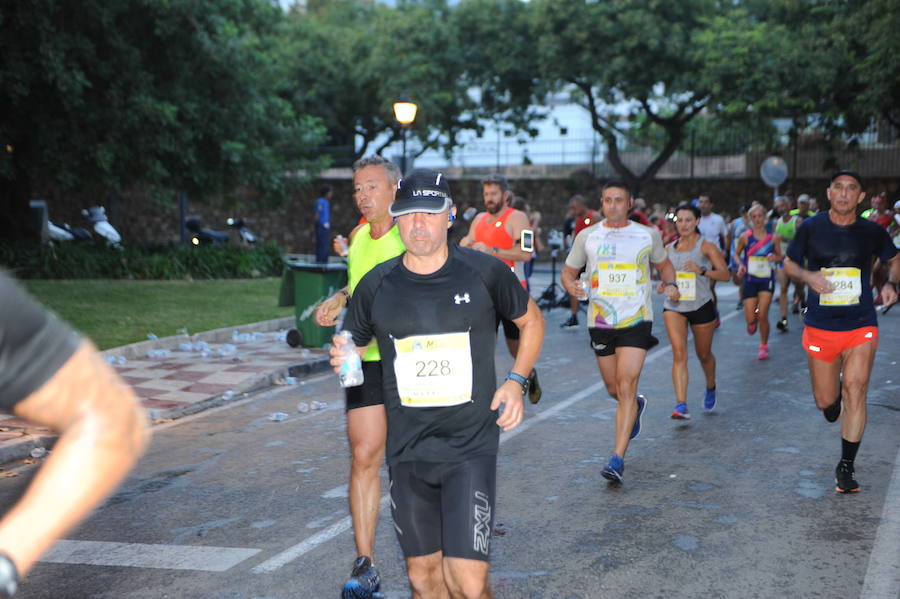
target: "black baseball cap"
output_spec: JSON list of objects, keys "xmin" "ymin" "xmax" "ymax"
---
[
  {"xmin": 830, "ymin": 169, "xmax": 864, "ymax": 188},
  {"xmin": 390, "ymin": 169, "xmax": 453, "ymax": 216}
]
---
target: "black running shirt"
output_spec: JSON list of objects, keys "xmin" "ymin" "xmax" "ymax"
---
[
  {"xmin": 344, "ymin": 245, "xmax": 530, "ymax": 465},
  {"xmin": 0, "ymin": 273, "xmax": 81, "ymax": 411},
  {"xmin": 786, "ymin": 212, "xmax": 897, "ymax": 331}
]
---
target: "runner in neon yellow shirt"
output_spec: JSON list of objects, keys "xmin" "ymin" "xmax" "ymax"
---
[{"xmin": 314, "ymin": 155, "xmax": 404, "ymax": 598}]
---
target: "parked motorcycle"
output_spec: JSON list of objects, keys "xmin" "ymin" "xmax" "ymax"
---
[
  {"xmin": 82, "ymin": 206, "xmax": 123, "ymax": 249},
  {"xmin": 185, "ymin": 216, "xmax": 230, "ymax": 246},
  {"xmin": 226, "ymin": 217, "xmax": 258, "ymax": 246}
]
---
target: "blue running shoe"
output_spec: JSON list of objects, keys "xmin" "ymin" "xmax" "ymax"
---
[
  {"xmin": 601, "ymin": 454, "xmax": 625, "ymax": 483},
  {"xmin": 342, "ymin": 556, "xmax": 382, "ymax": 599},
  {"xmin": 671, "ymin": 402, "xmax": 690, "ymax": 420},
  {"xmin": 704, "ymin": 388, "xmax": 717, "ymax": 411},
  {"xmin": 630, "ymin": 394, "xmax": 646, "ymax": 440}
]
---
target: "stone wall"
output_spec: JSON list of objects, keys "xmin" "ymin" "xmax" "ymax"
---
[{"xmin": 35, "ymin": 172, "xmax": 899, "ymax": 255}]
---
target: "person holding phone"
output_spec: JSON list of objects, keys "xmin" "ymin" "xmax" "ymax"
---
[{"xmin": 460, "ymin": 174, "xmax": 543, "ymax": 404}]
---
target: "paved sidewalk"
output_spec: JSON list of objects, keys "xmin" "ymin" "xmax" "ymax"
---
[{"xmin": 0, "ymin": 317, "xmax": 332, "ymax": 466}]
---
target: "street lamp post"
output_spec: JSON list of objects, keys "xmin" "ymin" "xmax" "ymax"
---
[{"xmin": 392, "ymin": 94, "xmax": 418, "ymax": 175}]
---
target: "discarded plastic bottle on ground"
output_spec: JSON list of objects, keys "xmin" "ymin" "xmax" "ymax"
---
[
  {"xmin": 223, "ymin": 390, "xmax": 235, "ymax": 400},
  {"xmin": 147, "ymin": 333, "xmax": 158, "ymax": 340},
  {"xmin": 284, "ymin": 377, "xmax": 298, "ymax": 385},
  {"xmin": 337, "ymin": 330, "xmax": 363, "ymax": 387},
  {"xmin": 311, "ymin": 401, "xmax": 328, "ymax": 410},
  {"xmin": 297, "ymin": 402, "xmax": 310, "ymax": 413},
  {"xmin": 106, "ymin": 356, "xmax": 117, "ymax": 365},
  {"xmin": 269, "ymin": 412, "xmax": 288, "ymax": 422},
  {"xmin": 30, "ymin": 447, "xmax": 47, "ymax": 458},
  {"xmin": 178, "ymin": 343, "xmax": 192, "ymax": 351},
  {"xmin": 117, "ymin": 356, "xmax": 127, "ymax": 365}
]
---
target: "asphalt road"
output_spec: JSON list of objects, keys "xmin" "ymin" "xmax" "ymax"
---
[{"xmin": 3, "ymin": 273, "xmax": 899, "ymax": 599}]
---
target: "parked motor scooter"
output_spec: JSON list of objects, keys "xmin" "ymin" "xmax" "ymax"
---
[
  {"xmin": 30, "ymin": 200, "xmax": 100, "ymax": 245},
  {"xmin": 226, "ymin": 217, "xmax": 258, "ymax": 246},
  {"xmin": 185, "ymin": 216, "xmax": 230, "ymax": 246},
  {"xmin": 82, "ymin": 206, "xmax": 123, "ymax": 249}
]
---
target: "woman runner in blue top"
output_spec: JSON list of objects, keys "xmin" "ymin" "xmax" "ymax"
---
[{"xmin": 734, "ymin": 203, "xmax": 783, "ymax": 360}]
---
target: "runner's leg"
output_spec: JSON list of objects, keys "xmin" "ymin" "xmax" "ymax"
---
[
  {"xmin": 610, "ymin": 347, "xmax": 647, "ymax": 458},
  {"xmin": 757, "ymin": 291, "xmax": 773, "ymax": 345},
  {"xmin": 743, "ymin": 296, "xmax": 759, "ymax": 330},
  {"xmin": 406, "ymin": 552, "xmax": 448, "ymax": 599},
  {"xmin": 346, "ymin": 404, "xmax": 387, "ymax": 559},
  {"xmin": 777, "ymin": 268, "xmax": 788, "ymax": 320},
  {"xmin": 663, "ymin": 310, "xmax": 689, "ymax": 405},
  {"xmin": 690, "ymin": 320, "xmax": 717, "ymax": 390},
  {"xmin": 443, "ymin": 558, "xmax": 491, "ymax": 599},
  {"xmin": 808, "ymin": 355, "xmax": 842, "ymax": 410},
  {"xmin": 839, "ymin": 338, "xmax": 878, "ymax": 443}
]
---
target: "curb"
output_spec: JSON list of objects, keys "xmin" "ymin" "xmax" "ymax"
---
[{"xmin": 99, "ymin": 316, "xmax": 297, "ymax": 361}]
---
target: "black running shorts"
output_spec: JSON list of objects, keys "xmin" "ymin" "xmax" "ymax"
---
[
  {"xmin": 663, "ymin": 300, "xmax": 717, "ymax": 326},
  {"xmin": 389, "ymin": 455, "xmax": 497, "ymax": 562},
  {"xmin": 588, "ymin": 321, "xmax": 654, "ymax": 357},
  {"xmin": 344, "ymin": 360, "xmax": 384, "ymax": 411}
]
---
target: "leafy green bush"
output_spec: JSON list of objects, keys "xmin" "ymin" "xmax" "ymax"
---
[{"xmin": 0, "ymin": 242, "xmax": 286, "ymax": 280}]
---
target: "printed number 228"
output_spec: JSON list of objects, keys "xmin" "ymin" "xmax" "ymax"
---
[{"xmin": 416, "ymin": 360, "xmax": 451, "ymax": 377}]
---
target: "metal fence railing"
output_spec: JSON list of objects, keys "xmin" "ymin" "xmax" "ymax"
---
[{"xmin": 411, "ymin": 135, "xmax": 900, "ymax": 179}]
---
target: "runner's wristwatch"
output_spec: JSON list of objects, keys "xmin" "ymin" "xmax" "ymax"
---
[
  {"xmin": 0, "ymin": 552, "xmax": 18, "ymax": 598},
  {"xmin": 504, "ymin": 372, "xmax": 530, "ymax": 395}
]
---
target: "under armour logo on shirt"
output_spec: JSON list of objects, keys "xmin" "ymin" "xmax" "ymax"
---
[{"xmin": 454, "ymin": 293, "xmax": 470, "ymax": 304}]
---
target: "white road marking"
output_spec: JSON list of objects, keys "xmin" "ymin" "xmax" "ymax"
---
[
  {"xmin": 861, "ymin": 442, "xmax": 900, "ymax": 599},
  {"xmin": 41, "ymin": 540, "xmax": 260, "ymax": 572},
  {"xmin": 253, "ymin": 308, "xmax": 747, "ymax": 573}
]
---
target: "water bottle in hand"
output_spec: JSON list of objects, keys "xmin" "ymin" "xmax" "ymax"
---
[{"xmin": 338, "ymin": 330, "xmax": 364, "ymax": 387}]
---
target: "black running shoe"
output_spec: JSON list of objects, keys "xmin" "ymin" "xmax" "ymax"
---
[
  {"xmin": 835, "ymin": 460, "xmax": 860, "ymax": 493},
  {"xmin": 342, "ymin": 556, "xmax": 382, "ymax": 599},
  {"xmin": 823, "ymin": 391, "xmax": 842, "ymax": 423},
  {"xmin": 561, "ymin": 314, "xmax": 578, "ymax": 328},
  {"xmin": 527, "ymin": 369, "xmax": 542, "ymax": 404},
  {"xmin": 776, "ymin": 317, "xmax": 788, "ymax": 332}
]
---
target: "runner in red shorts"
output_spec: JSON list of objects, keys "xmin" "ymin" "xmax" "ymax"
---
[{"xmin": 784, "ymin": 170, "xmax": 899, "ymax": 493}]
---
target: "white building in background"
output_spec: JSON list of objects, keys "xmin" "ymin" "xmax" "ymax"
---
[{"xmin": 377, "ymin": 94, "xmax": 606, "ymax": 172}]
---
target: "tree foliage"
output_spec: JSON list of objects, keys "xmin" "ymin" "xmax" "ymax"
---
[
  {"xmin": 1, "ymin": 0, "xmax": 326, "ymax": 242},
  {"xmin": 280, "ymin": 0, "xmax": 480, "ymax": 162}
]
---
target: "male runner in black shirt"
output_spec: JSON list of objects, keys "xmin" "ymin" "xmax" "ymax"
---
[
  {"xmin": 331, "ymin": 169, "xmax": 545, "ymax": 598},
  {"xmin": 0, "ymin": 273, "xmax": 149, "ymax": 597},
  {"xmin": 784, "ymin": 170, "xmax": 899, "ymax": 493}
]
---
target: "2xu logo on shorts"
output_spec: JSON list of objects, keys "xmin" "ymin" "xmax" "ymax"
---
[{"xmin": 473, "ymin": 490, "xmax": 491, "ymax": 556}]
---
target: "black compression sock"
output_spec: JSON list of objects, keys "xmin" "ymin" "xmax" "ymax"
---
[{"xmin": 841, "ymin": 438, "xmax": 860, "ymax": 463}]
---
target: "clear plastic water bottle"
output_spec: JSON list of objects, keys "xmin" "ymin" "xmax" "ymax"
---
[{"xmin": 338, "ymin": 330, "xmax": 364, "ymax": 387}]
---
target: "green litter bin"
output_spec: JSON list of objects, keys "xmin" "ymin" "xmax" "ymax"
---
[{"xmin": 284, "ymin": 261, "xmax": 348, "ymax": 348}]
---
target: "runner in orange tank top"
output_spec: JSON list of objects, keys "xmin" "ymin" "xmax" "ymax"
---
[{"xmin": 461, "ymin": 173, "xmax": 544, "ymax": 404}]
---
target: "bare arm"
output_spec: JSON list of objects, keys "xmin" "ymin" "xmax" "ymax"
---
[
  {"xmin": 698, "ymin": 240, "xmax": 731, "ymax": 282},
  {"xmin": 496, "ymin": 210, "xmax": 535, "ymax": 263},
  {"xmin": 0, "ymin": 342, "xmax": 150, "ymax": 576},
  {"xmin": 493, "ymin": 298, "xmax": 544, "ymax": 431},
  {"xmin": 459, "ymin": 214, "xmax": 483, "ymax": 248},
  {"xmin": 654, "ymin": 258, "xmax": 681, "ymax": 301},
  {"xmin": 783, "ymin": 257, "xmax": 834, "ymax": 295},
  {"xmin": 881, "ymin": 253, "xmax": 900, "ymax": 307},
  {"xmin": 561, "ymin": 264, "xmax": 585, "ymax": 299}
]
